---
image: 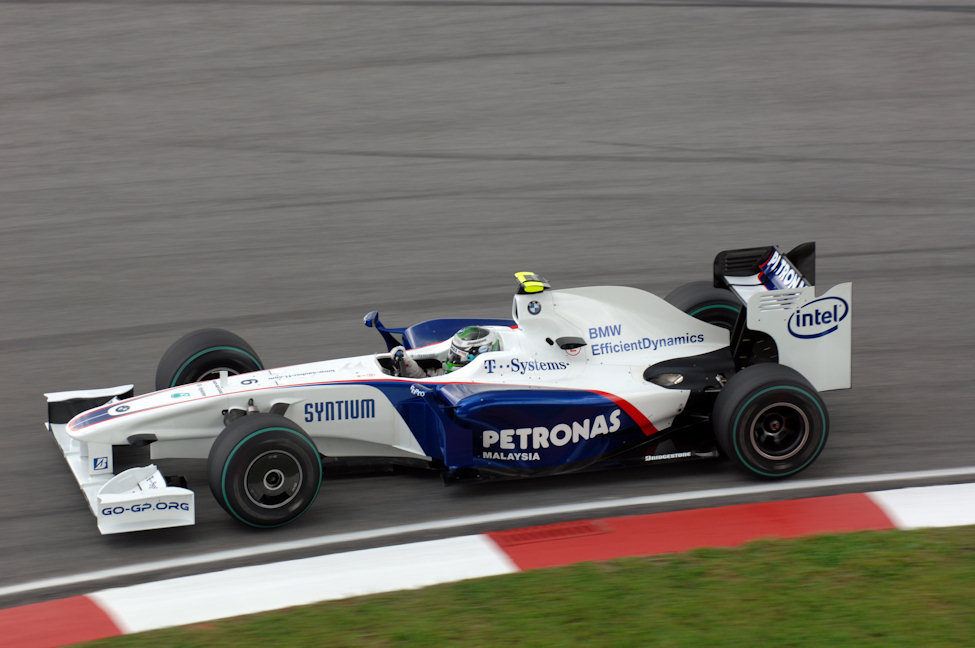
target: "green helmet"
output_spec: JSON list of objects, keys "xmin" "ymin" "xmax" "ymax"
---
[{"xmin": 445, "ymin": 326, "xmax": 501, "ymax": 372}]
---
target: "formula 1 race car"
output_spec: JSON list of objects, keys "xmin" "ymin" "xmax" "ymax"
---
[{"xmin": 45, "ymin": 242, "xmax": 852, "ymax": 534}]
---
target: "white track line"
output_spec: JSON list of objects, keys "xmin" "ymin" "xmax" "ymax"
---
[{"xmin": 4, "ymin": 465, "xmax": 975, "ymax": 599}]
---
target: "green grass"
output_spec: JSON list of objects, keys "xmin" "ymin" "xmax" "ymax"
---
[{"xmin": 83, "ymin": 526, "xmax": 975, "ymax": 648}]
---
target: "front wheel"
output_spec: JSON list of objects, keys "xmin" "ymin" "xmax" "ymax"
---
[
  {"xmin": 712, "ymin": 364, "xmax": 828, "ymax": 478},
  {"xmin": 207, "ymin": 413, "xmax": 323, "ymax": 528},
  {"xmin": 155, "ymin": 328, "xmax": 263, "ymax": 390}
]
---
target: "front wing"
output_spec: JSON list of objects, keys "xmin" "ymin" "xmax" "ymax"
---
[{"xmin": 45, "ymin": 385, "xmax": 195, "ymax": 534}]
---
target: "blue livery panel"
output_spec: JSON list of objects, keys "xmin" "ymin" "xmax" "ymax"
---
[{"xmin": 435, "ymin": 384, "xmax": 649, "ymax": 472}]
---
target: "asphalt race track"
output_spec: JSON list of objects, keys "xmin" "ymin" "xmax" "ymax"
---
[{"xmin": 2, "ymin": 0, "xmax": 974, "ymax": 606}]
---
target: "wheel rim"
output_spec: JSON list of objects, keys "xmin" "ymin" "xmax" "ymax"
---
[
  {"xmin": 244, "ymin": 450, "xmax": 303, "ymax": 509},
  {"xmin": 195, "ymin": 366, "xmax": 239, "ymax": 382},
  {"xmin": 749, "ymin": 402, "xmax": 809, "ymax": 460}
]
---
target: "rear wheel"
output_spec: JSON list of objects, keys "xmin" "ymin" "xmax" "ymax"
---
[
  {"xmin": 713, "ymin": 364, "xmax": 828, "ymax": 478},
  {"xmin": 207, "ymin": 413, "xmax": 323, "ymax": 528},
  {"xmin": 665, "ymin": 281, "xmax": 741, "ymax": 330},
  {"xmin": 155, "ymin": 328, "xmax": 263, "ymax": 390}
]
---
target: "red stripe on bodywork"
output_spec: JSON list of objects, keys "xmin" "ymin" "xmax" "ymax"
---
[
  {"xmin": 588, "ymin": 389, "xmax": 659, "ymax": 436},
  {"xmin": 0, "ymin": 595, "xmax": 121, "ymax": 648},
  {"xmin": 488, "ymin": 493, "xmax": 895, "ymax": 570}
]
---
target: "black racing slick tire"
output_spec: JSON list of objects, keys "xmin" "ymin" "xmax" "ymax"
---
[
  {"xmin": 713, "ymin": 364, "xmax": 829, "ymax": 478},
  {"xmin": 664, "ymin": 281, "xmax": 742, "ymax": 330},
  {"xmin": 155, "ymin": 328, "xmax": 263, "ymax": 390},
  {"xmin": 207, "ymin": 413, "xmax": 323, "ymax": 528}
]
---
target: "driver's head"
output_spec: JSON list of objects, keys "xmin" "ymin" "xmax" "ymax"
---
[{"xmin": 445, "ymin": 326, "xmax": 501, "ymax": 372}]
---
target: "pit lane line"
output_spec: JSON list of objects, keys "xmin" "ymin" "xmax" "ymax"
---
[{"xmin": 4, "ymin": 464, "xmax": 975, "ymax": 600}]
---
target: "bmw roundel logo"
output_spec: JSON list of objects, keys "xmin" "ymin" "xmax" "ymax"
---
[{"xmin": 527, "ymin": 300, "xmax": 542, "ymax": 315}]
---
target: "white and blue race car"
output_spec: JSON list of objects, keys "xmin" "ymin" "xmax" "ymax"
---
[{"xmin": 45, "ymin": 242, "xmax": 852, "ymax": 534}]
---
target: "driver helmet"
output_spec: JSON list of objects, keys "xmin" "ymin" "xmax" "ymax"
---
[{"xmin": 445, "ymin": 326, "xmax": 501, "ymax": 372}]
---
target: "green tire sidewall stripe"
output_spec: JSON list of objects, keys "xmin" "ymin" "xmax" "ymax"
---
[
  {"xmin": 731, "ymin": 384, "xmax": 827, "ymax": 478},
  {"xmin": 689, "ymin": 304, "xmax": 740, "ymax": 317},
  {"xmin": 221, "ymin": 426, "xmax": 323, "ymax": 528},
  {"xmin": 171, "ymin": 346, "xmax": 263, "ymax": 388}
]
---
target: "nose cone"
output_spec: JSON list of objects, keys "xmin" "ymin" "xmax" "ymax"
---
[{"xmin": 67, "ymin": 387, "xmax": 202, "ymax": 442}]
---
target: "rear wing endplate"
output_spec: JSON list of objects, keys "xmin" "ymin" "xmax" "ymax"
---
[{"xmin": 746, "ymin": 283, "xmax": 852, "ymax": 392}]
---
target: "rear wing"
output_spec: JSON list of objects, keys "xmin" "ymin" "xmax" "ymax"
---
[
  {"xmin": 714, "ymin": 241, "xmax": 815, "ymax": 302},
  {"xmin": 713, "ymin": 242, "xmax": 852, "ymax": 392}
]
